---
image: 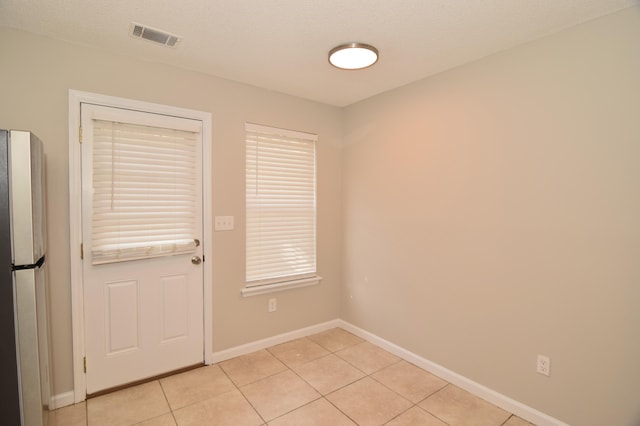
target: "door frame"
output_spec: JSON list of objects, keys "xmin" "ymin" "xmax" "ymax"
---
[{"xmin": 68, "ymin": 89, "xmax": 213, "ymax": 403}]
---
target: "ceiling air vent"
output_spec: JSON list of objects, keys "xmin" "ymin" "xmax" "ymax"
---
[{"xmin": 130, "ymin": 23, "xmax": 180, "ymax": 47}]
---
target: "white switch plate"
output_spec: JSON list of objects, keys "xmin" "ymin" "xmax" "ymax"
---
[
  {"xmin": 214, "ymin": 216, "xmax": 234, "ymax": 231},
  {"xmin": 268, "ymin": 298, "xmax": 277, "ymax": 312}
]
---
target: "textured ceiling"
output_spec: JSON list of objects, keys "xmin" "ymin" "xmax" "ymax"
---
[{"xmin": 0, "ymin": 0, "xmax": 636, "ymax": 106}]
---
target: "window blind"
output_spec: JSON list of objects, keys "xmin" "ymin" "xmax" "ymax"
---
[
  {"xmin": 245, "ymin": 123, "xmax": 317, "ymax": 286},
  {"xmin": 91, "ymin": 119, "xmax": 199, "ymax": 264}
]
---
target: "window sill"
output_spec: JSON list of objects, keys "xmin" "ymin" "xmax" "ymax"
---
[{"xmin": 241, "ymin": 276, "xmax": 323, "ymax": 297}]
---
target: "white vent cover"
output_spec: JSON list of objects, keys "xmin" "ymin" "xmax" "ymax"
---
[{"xmin": 130, "ymin": 23, "xmax": 180, "ymax": 47}]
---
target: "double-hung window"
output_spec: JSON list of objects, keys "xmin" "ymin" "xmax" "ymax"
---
[{"xmin": 243, "ymin": 123, "xmax": 321, "ymax": 296}]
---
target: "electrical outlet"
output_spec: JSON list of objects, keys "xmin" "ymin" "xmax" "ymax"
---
[
  {"xmin": 537, "ymin": 354, "xmax": 550, "ymax": 376},
  {"xmin": 268, "ymin": 298, "xmax": 277, "ymax": 312}
]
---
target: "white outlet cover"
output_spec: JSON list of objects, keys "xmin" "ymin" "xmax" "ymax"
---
[{"xmin": 537, "ymin": 355, "xmax": 550, "ymax": 376}]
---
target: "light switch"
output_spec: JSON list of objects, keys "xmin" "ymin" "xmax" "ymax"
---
[{"xmin": 214, "ymin": 216, "xmax": 234, "ymax": 231}]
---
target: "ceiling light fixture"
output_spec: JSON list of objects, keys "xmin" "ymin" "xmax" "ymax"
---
[{"xmin": 328, "ymin": 43, "xmax": 379, "ymax": 70}]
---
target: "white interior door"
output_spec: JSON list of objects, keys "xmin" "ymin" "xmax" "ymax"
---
[{"xmin": 80, "ymin": 103, "xmax": 204, "ymax": 394}]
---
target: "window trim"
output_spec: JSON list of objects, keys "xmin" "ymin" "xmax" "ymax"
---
[{"xmin": 241, "ymin": 275, "xmax": 323, "ymax": 297}]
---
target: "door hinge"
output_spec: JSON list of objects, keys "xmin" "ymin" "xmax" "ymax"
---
[
  {"xmin": 83, "ymin": 356, "xmax": 87, "ymax": 373},
  {"xmin": 79, "ymin": 126, "xmax": 83, "ymax": 144},
  {"xmin": 80, "ymin": 243, "xmax": 84, "ymax": 260},
  {"xmin": 202, "ymin": 255, "xmax": 205, "ymax": 262}
]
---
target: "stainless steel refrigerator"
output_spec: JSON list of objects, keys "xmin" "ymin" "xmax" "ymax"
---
[{"xmin": 0, "ymin": 130, "xmax": 51, "ymax": 426}]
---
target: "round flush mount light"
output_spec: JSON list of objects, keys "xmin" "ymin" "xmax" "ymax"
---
[{"xmin": 328, "ymin": 43, "xmax": 379, "ymax": 70}]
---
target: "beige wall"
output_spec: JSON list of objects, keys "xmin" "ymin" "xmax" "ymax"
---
[
  {"xmin": 1, "ymin": 5, "xmax": 639, "ymax": 425},
  {"xmin": 342, "ymin": 7, "xmax": 640, "ymax": 426},
  {"xmin": 0, "ymin": 29, "xmax": 343, "ymax": 396}
]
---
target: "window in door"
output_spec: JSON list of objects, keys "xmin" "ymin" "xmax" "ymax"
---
[{"xmin": 90, "ymin": 117, "xmax": 201, "ymax": 264}]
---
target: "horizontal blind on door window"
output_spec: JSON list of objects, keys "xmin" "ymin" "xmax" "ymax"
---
[
  {"xmin": 91, "ymin": 119, "xmax": 198, "ymax": 264},
  {"xmin": 245, "ymin": 123, "xmax": 317, "ymax": 286}
]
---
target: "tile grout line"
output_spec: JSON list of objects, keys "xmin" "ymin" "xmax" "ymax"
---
[
  {"xmin": 326, "ymin": 341, "xmax": 414, "ymax": 425},
  {"xmin": 271, "ymin": 331, "xmax": 464, "ymax": 426},
  {"xmin": 217, "ymin": 360, "xmax": 268, "ymax": 425},
  {"xmin": 157, "ymin": 379, "xmax": 179, "ymax": 426},
  {"xmin": 322, "ymin": 395, "xmax": 361, "ymax": 426},
  {"xmin": 267, "ymin": 335, "xmax": 362, "ymax": 425},
  {"xmin": 222, "ymin": 348, "xmax": 288, "ymax": 387},
  {"xmin": 367, "ymin": 367, "xmax": 451, "ymax": 426},
  {"xmin": 314, "ymin": 332, "xmax": 372, "ymax": 425},
  {"xmin": 277, "ymin": 347, "xmax": 352, "ymax": 424},
  {"xmin": 268, "ymin": 333, "xmax": 415, "ymax": 426},
  {"xmin": 260, "ymin": 336, "xmax": 335, "ymax": 424}
]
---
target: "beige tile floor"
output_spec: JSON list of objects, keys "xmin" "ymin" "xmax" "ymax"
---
[{"xmin": 48, "ymin": 328, "xmax": 535, "ymax": 426}]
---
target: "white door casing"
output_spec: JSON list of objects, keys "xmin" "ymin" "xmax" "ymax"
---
[{"xmin": 68, "ymin": 90, "xmax": 213, "ymax": 403}]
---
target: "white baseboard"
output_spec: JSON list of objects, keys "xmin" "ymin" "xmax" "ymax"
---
[
  {"xmin": 49, "ymin": 390, "xmax": 75, "ymax": 410},
  {"xmin": 53, "ymin": 317, "xmax": 568, "ymax": 425},
  {"xmin": 49, "ymin": 320, "xmax": 341, "ymax": 410},
  {"xmin": 209, "ymin": 319, "xmax": 341, "ymax": 364},
  {"xmin": 336, "ymin": 320, "xmax": 569, "ymax": 426}
]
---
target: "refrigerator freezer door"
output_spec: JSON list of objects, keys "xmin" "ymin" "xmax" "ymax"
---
[
  {"xmin": 14, "ymin": 265, "xmax": 49, "ymax": 426},
  {"xmin": 9, "ymin": 131, "xmax": 46, "ymax": 266}
]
